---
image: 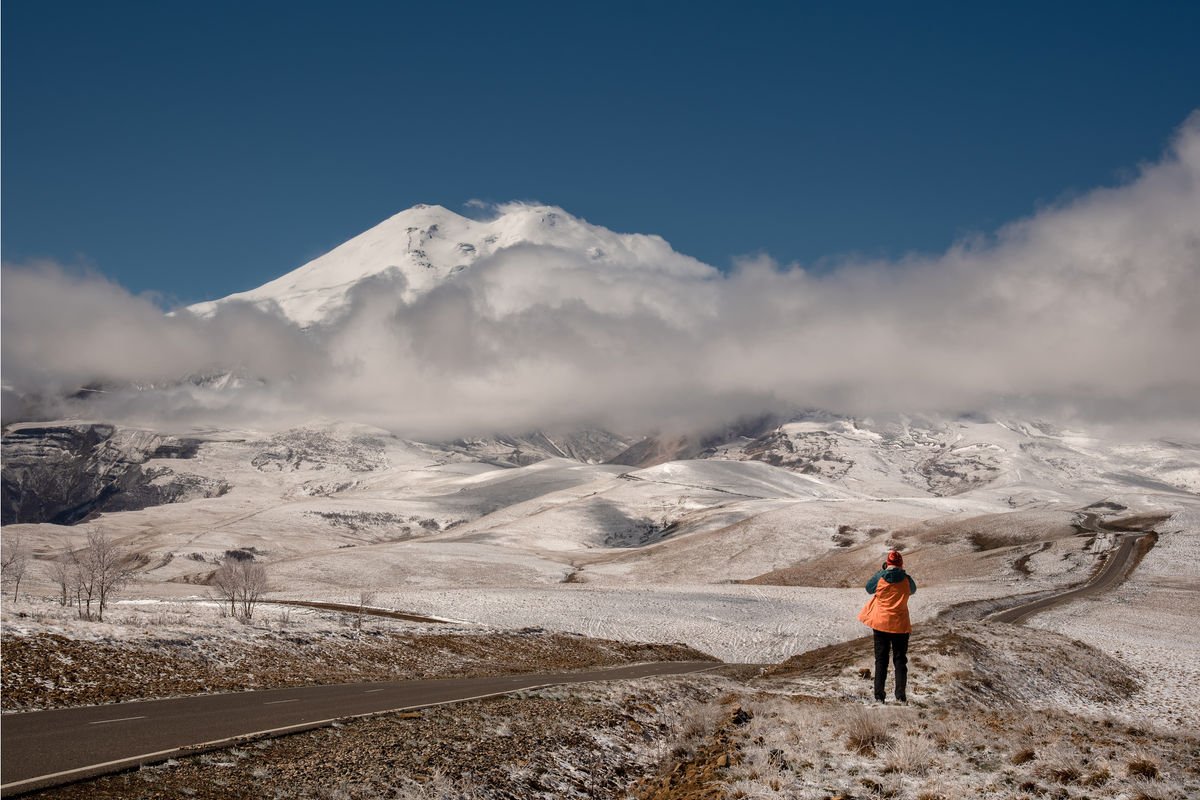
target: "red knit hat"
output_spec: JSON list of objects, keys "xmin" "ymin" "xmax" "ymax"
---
[{"xmin": 885, "ymin": 550, "xmax": 903, "ymax": 567}]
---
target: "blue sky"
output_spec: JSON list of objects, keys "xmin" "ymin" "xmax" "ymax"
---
[{"xmin": 3, "ymin": 0, "xmax": 1198, "ymax": 306}]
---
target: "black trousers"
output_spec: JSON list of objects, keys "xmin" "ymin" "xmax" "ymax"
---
[{"xmin": 873, "ymin": 629, "xmax": 909, "ymax": 702}]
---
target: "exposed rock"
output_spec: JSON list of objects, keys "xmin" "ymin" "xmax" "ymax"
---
[
  {"xmin": 250, "ymin": 429, "xmax": 388, "ymax": 472},
  {"xmin": 610, "ymin": 416, "xmax": 780, "ymax": 469},
  {"xmin": 444, "ymin": 429, "xmax": 634, "ymax": 468},
  {"xmin": 742, "ymin": 429, "xmax": 854, "ymax": 481},
  {"xmin": 1, "ymin": 423, "xmax": 227, "ymax": 525}
]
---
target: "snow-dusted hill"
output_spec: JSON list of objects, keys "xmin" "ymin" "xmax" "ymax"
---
[
  {"xmin": 5, "ymin": 414, "xmax": 1195, "ymax": 587},
  {"xmin": 187, "ymin": 203, "xmax": 712, "ymax": 328},
  {"xmin": 4, "ymin": 412, "xmax": 1198, "ymax": 681}
]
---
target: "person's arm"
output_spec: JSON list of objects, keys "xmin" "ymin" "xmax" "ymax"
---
[
  {"xmin": 907, "ymin": 575, "xmax": 917, "ymax": 595},
  {"xmin": 865, "ymin": 569, "xmax": 884, "ymax": 593}
]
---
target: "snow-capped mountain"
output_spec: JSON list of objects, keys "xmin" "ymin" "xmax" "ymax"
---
[{"xmin": 188, "ymin": 203, "xmax": 711, "ymax": 327}]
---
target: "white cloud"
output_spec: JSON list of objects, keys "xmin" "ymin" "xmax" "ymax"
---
[{"xmin": 4, "ymin": 113, "xmax": 1200, "ymax": 437}]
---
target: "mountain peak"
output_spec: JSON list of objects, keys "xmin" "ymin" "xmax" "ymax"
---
[{"xmin": 188, "ymin": 202, "xmax": 711, "ymax": 327}]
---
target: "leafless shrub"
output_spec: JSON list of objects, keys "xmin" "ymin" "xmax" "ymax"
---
[
  {"xmin": 354, "ymin": 588, "xmax": 377, "ymax": 630},
  {"xmin": 210, "ymin": 558, "xmax": 270, "ymax": 620},
  {"xmin": 1, "ymin": 533, "xmax": 30, "ymax": 600},
  {"xmin": 73, "ymin": 531, "xmax": 136, "ymax": 621},
  {"xmin": 45, "ymin": 553, "xmax": 77, "ymax": 607}
]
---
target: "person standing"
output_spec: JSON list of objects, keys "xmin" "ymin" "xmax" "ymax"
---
[{"xmin": 857, "ymin": 550, "xmax": 916, "ymax": 703}]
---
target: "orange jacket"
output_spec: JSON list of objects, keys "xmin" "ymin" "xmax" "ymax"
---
[{"xmin": 857, "ymin": 567, "xmax": 916, "ymax": 634}]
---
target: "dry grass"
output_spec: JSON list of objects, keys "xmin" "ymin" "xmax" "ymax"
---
[
  {"xmin": 839, "ymin": 703, "xmax": 895, "ymax": 754},
  {"xmin": 880, "ymin": 734, "xmax": 938, "ymax": 775},
  {"xmin": 1126, "ymin": 755, "xmax": 1161, "ymax": 779},
  {"xmin": 716, "ymin": 633, "xmax": 1198, "ymax": 800},
  {"xmin": 1033, "ymin": 742, "xmax": 1082, "ymax": 784}
]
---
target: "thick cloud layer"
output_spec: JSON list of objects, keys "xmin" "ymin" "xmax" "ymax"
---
[{"xmin": 4, "ymin": 114, "xmax": 1200, "ymax": 437}]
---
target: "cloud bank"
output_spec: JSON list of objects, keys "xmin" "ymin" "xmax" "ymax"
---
[{"xmin": 4, "ymin": 113, "xmax": 1200, "ymax": 438}]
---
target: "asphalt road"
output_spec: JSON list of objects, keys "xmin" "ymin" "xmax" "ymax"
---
[
  {"xmin": 0, "ymin": 661, "xmax": 717, "ymax": 796},
  {"xmin": 987, "ymin": 533, "xmax": 1149, "ymax": 624}
]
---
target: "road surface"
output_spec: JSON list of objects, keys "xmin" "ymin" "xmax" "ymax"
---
[
  {"xmin": 0, "ymin": 661, "xmax": 717, "ymax": 796},
  {"xmin": 987, "ymin": 532, "xmax": 1150, "ymax": 624}
]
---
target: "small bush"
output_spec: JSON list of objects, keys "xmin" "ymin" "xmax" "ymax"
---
[
  {"xmin": 881, "ymin": 734, "xmax": 937, "ymax": 775},
  {"xmin": 1010, "ymin": 747, "xmax": 1036, "ymax": 765},
  {"xmin": 1033, "ymin": 742, "xmax": 1083, "ymax": 784},
  {"xmin": 840, "ymin": 704, "xmax": 892, "ymax": 755},
  {"xmin": 670, "ymin": 701, "xmax": 725, "ymax": 758},
  {"xmin": 926, "ymin": 716, "xmax": 971, "ymax": 752}
]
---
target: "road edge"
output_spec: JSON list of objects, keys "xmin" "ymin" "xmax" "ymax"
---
[{"xmin": 0, "ymin": 662, "xmax": 720, "ymax": 797}]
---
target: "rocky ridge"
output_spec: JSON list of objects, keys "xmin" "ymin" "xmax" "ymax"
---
[{"xmin": 1, "ymin": 423, "xmax": 227, "ymax": 525}]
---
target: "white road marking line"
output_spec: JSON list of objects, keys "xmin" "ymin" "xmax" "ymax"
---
[
  {"xmin": 88, "ymin": 715, "xmax": 147, "ymax": 725},
  {"xmin": 363, "ymin": 689, "xmax": 385, "ymax": 694},
  {"xmin": 263, "ymin": 699, "xmax": 300, "ymax": 705}
]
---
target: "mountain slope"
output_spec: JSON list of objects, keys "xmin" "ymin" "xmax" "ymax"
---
[{"xmin": 188, "ymin": 203, "xmax": 712, "ymax": 327}]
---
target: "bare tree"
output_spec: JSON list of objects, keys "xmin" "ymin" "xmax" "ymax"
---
[
  {"xmin": 1, "ymin": 535, "xmax": 28, "ymax": 600},
  {"xmin": 74, "ymin": 531, "xmax": 135, "ymax": 621},
  {"xmin": 1, "ymin": 534, "xmax": 30, "ymax": 602},
  {"xmin": 211, "ymin": 559, "xmax": 271, "ymax": 620},
  {"xmin": 46, "ymin": 551, "xmax": 78, "ymax": 607},
  {"xmin": 236, "ymin": 562, "xmax": 270, "ymax": 619},
  {"xmin": 355, "ymin": 589, "xmax": 378, "ymax": 631},
  {"xmin": 211, "ymin": 560, "xmax": 241, "ymax": 618}
]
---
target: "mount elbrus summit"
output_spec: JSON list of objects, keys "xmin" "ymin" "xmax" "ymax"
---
[{"xmin": 188, "ymin": 203, "xmax": 713, "ymax": 327}]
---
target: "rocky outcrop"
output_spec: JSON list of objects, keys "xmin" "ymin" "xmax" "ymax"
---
[
  {"xmin": 610, "ymin": 415, "xmax": 781, "ymax": 468},
  {"xmin": 1, "ymin": 423, "xmax": 226, "ymax": 525},
  {"xmin": 443, "ymin": 429, "xmax": 634, "ymax": 467}
]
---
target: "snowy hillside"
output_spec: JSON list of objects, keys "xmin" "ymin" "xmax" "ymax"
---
[
  {"xmin": 5, "ymin": 415, "xmax": 1195, "ymax": 593},
  {"xmin": 187, "ymin": 203, "xmax": 713, "ymax": 327},
  {"xmin": 4, "ymin": 412, "xmax": 1199, "ymax": 714}
]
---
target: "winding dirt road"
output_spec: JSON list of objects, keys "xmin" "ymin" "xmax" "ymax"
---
[{"xmin": 987, "ymin": 532, "xmax": 1153, "ymax": 624}]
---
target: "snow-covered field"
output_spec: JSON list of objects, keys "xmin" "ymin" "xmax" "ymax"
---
[
  {"xmin": 4, "ymin": 415, "xmax": 1199, "ymax": 730},
  {"xmin": 1026, "ymin": 508, "xmax": 1200, "ymax": 730}
]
